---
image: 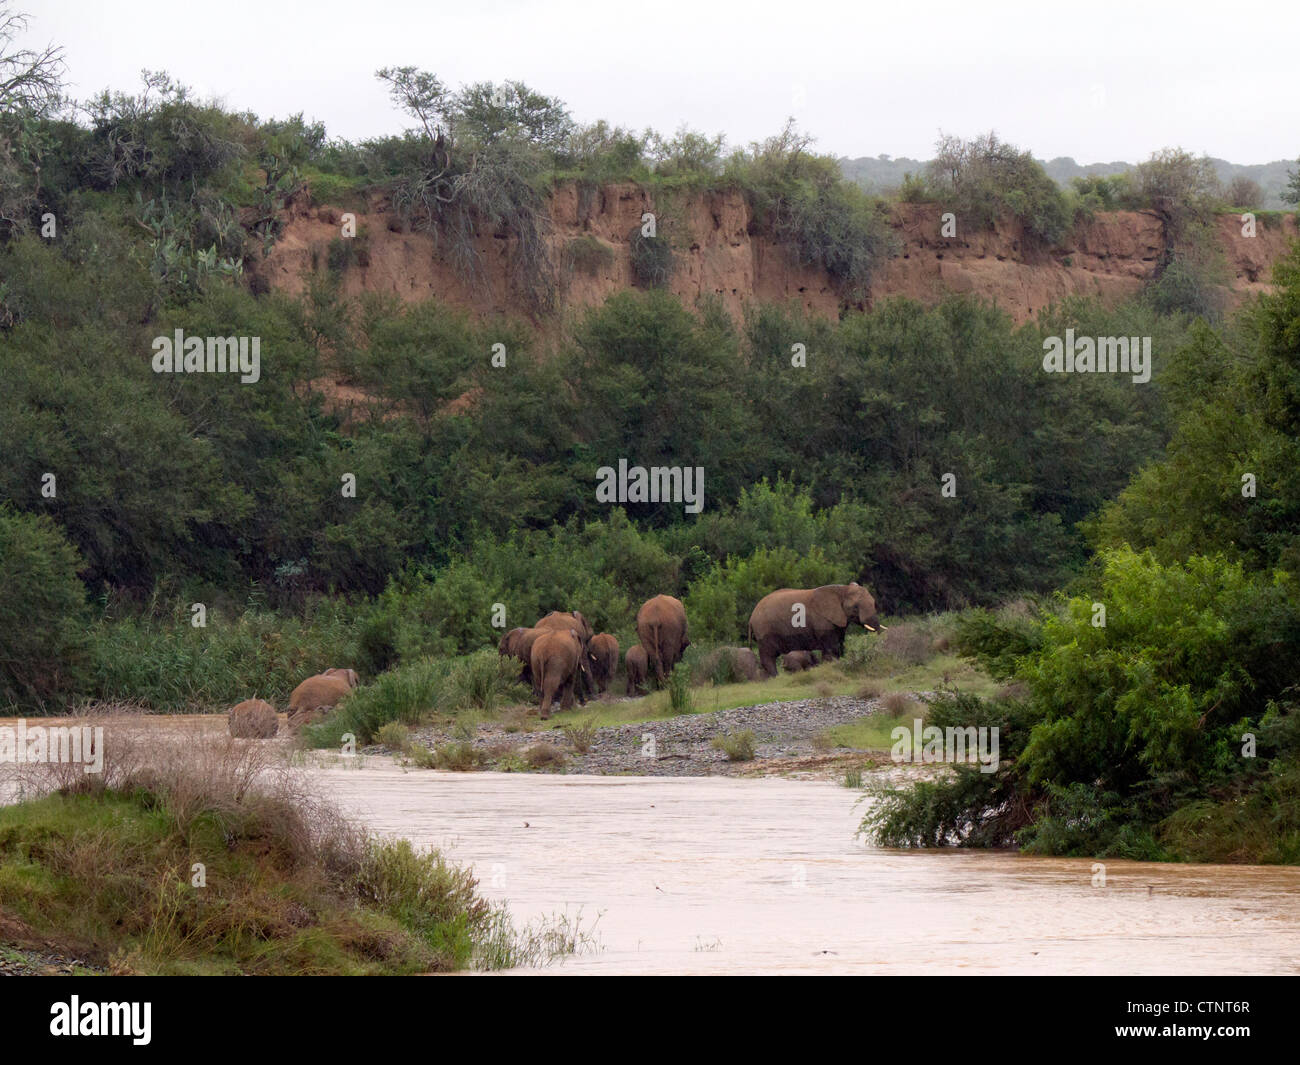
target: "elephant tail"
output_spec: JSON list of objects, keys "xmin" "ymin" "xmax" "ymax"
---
[{"xmin": 647, "ymin": 621, "xmax": 666, "ymax": 676}]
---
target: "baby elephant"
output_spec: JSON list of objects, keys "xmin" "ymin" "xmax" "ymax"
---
[
  {"xmin": 782, "ymin": 651, "xmax": 817, "ymax": 673},
  {"xmin": 229, "ymin": 698, "xmax": 278, "ymax": 738},
  {"xmin": 288, "ymin": 668, "xmax": 359, "ymax": 729},
  {"xmin": 588, "ymin": 633, "xmax": 620, "ymax": 693},
  {"xmin": 625, "ymin": 644, "xmax": 648, "ymax": 696}
]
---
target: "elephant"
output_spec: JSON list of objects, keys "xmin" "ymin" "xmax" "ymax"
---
[
  {"xmin": 499, "ymin": 626, "xmax": 544, "ymax": 687},
  {"xmin": 530, "ymin": 628, "xmax": 593, "ymax": 719},
  {"xmin": 748, "ymin": 583, "xmax": 881, "ymax": 678},
  {"xmin": 728, "ymin": 647, "xmax": 762, "ymax": 681},
  {"xmin": 736, "ymin": 648, "xmax": 762, "ymax": 681},
  {"xmin": 701, "ymin": 646, "xmax": 762, "ymax": 683},
  {"xmin": 625, "ymin": 644, "xmax": 648, "ymax": 696},
  {"xmin": 588, "ymin": 633, "xmax": 620, "ymax": 693},
  {"xmin": 536, "ymin": 611, "xmax": 597, "ymax": 702},
  {"xmin": 229, "ymin": 698, "xmax": 278, "ymax": 738},
  {"xmin": 782, "ymin": 650, "xmax": 816, "ymax": 673},
  {"xmin": 635, "ymin": 594, "xmax": 690, "ymax": 685},
  {"xmin": 535, "ymin": 610, "xmax": 594, "ymax": 643},
  {"xmin": 287, "ymin": 669, "xmax": 359, "ymax": 728}
]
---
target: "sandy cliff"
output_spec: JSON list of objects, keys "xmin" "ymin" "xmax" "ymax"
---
[{"xmin": 259, "ymin": 183, "xmax": 1297, "ymax": 324}]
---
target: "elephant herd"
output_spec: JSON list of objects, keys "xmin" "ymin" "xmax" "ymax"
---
[
  {"xmin": 226, "ymin": 583, "xmax": 882, "ymax": 734},
  {"xmin": 498, "ymin": 594, "xmax": 691, "ymax": 718},
  {"xmin": 500, "ymin": 582, "xmax": 881, "ymax": 719}
]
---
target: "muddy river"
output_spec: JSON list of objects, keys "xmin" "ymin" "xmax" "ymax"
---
[{"xmin": 313, "ymin": 759, "xmax": 1300, "ymax": 975}]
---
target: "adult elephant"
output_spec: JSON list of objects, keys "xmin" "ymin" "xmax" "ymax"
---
[
  {"xmin": 287, "ymin": 668, "xmax": 360, "ymax": 728},
  {"xmin": 536, "ymin": 611, "xmax": 596, "ymax": 701},
  {"xmin": 536, "ymin": 610, "xmax": 594, "ymax": 643},
  {"xmin": 635, "ymin": 595, "xmax": 689, "ymax": 685},
  {"xmin": 499, "ymin": 627, "xmax": 543, "ymax": 687},
  {"xmin": 530, "ymin": 628, "xmax": 593, "ymax": 719},
  {"xmin": 588, "ymin": 633, "xmax": 620, "ymax": 693},
  {"xmin": 748, "ymin": 583, "xmax": 880, "ymax": 678}
]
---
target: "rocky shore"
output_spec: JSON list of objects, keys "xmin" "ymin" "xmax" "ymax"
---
[{"xmin": 395, "ymin": 694, "xmax": 919, "ymax": 778}]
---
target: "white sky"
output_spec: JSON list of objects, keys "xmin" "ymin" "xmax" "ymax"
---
[{"xmin": 19, "ymin": 0, "xmax": 1299, "ymax": 163}]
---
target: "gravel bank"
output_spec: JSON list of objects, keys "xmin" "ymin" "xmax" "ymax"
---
[{"xmin": 398, "ymin": 694, "xmax": 920, "ymax": 777}]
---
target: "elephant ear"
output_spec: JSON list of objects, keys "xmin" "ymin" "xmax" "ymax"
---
[{"xmin": 810, "ymin": 586, "xmax": 849, "ymax": 628}]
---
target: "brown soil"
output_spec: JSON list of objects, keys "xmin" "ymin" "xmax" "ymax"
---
[{"xmin": 262, "ymin": 184, "xmax": 1297, "ymax": 327}]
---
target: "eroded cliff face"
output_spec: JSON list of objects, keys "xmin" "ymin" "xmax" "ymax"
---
[{"xmin": 258, "ymin": 183, "xmax": 1296, "ymax": 324}]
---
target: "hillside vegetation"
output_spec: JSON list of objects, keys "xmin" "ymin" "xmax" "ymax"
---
[{"xmin": 3, "ymin": 23, "xmax": 1300, "ymax": 862}]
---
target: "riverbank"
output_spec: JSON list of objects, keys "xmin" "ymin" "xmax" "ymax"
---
[{"xmin": 392, "ymin": 693, "xmax": 926, "ymax": 780}]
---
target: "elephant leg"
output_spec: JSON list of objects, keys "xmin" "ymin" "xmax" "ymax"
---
[
  {"xmin": 823, "ymin": 629, "xmax": 846, "ymax": 660},
  {"xmin": 538, "ymin": 663, "xmax": 555, "ymax": 718},
  {"xmin": 759, "ymin": 640, "xmax": 779, "ymax": 678}
]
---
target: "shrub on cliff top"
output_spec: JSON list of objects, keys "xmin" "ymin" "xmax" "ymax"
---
[
  {"xmin": 728, "ymin": 120, "xmax": 896, "ymax": 300},
  {"xmin": 925, "ymin": 131, "xmax": 1071, "ymax": 248}
]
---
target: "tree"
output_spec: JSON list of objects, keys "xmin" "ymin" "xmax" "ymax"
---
[
  {"xmin": 1128, "ymin": 148, "xmax": 1220, "ymax": 237},
  {"xmin": 375, "ymin": 66, "xmax": 450, "ymax": 146},
  {"xmin": 0, "ymin": 7, "xmax": 64, "ymax": 114},
  {"xmin": 1226, "ymin": 175, "xmax": 1263, "ymax": 209},
  {"xmin": 0, "ymin": 506, "xmax": 88, "ymax": 707},
  {"xmin": 452, "ymin": 80, "xmax": 572, "ymax": 151},
  {"xmin": 1285, "ymin": 157, "xmax": 1300, "ymax": 206},
  {"xmin": 924, "ymin": 131, "xmax": 1070, "ymax": 247}
]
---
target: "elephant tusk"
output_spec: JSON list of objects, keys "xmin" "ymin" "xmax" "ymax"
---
[{"xmin": 863, "ymin": 624, "xmax": 878, "ymax": 632}]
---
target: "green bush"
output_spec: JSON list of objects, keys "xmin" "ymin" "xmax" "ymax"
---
[
  {"xmin": 667, "ymin": 664, "xmax": 695, "ymax": 714},
  {"xmin": 306, "ymin": 657, "xmax": 448, "ymax": 747},
  {"xmin": 0, "ymin": 506, "xmax": 89, "ymax": 708},
  {"xmin": 925, "ymin": 132, "xmax": 1071, "ymax": 248},
  {"xmin": 728, "ymin": 125, "xmax": 896, "ymax": 299},
  {"xmin": 868, "ymin": 550, "xmax": 1300, "ymax": 859},
  {"xmin": 305, "ymin": 649, "xmax": 525, "ymax": 747},
  {"xmin": 628, "ymin": 224, "xmax": 674, "ymax": 288},
  {"xmin": 711, "ymin": 730, "xmax": 756, "ymax": 761}
]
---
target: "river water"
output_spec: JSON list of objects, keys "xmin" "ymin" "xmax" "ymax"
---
[{"xmin": 313, "ymin": 760, "xmax": 1300, "ymax": 975}]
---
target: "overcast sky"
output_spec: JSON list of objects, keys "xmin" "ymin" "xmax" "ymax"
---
[{"xmin": 19, "ymin": 0, "xmax": 1299, "ymax": 163}]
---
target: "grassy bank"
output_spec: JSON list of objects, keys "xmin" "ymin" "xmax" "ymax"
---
[{"xmin": 0, "ymin": 724, "xmax": 587, "ymax": 973}]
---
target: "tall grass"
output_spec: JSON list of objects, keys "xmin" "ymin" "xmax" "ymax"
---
[
  {"xmin": 666, "ymin": 664, "xmax": 695, "ymax": 715},
  {"xmin": 305, "ymin": 650, "xmax": 528, "ymax": 747},
  {"xmin": 0, "ymin": 718, "xmax": 588, "ymax": 972},
  {"xmin": 83, "ymin": 601, "xmax": 362, "ymax": 713}
]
